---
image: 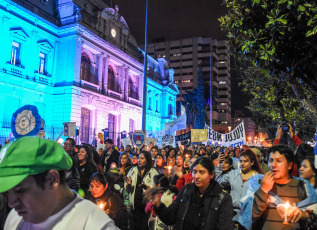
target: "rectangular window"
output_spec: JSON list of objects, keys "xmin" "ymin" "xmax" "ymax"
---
[
  {"xmin": 148, "ymin": 97, "xmax": 152, "ymax": 110},
  {"xmin": 38, "ymin": 52, "xmax": 46, "ymax": 74},
  {"xmin": 11, "ymin": 41, "xmax": 20, "ymax": 66},
  {"xmin": 168, "ymin": 104, "xmax": 173, "ymax": 115}
]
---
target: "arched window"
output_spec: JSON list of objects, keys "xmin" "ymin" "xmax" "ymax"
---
[
  {"xmin": 80, "ymin": 54, "xmax": 91, "ymax": 82},
  {"xmin": 108, "ymin": 67, "xmax": 115, "ymax": 91}
]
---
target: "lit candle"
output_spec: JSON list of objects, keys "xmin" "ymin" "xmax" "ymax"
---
[
  {"xmin": 168, "ymin": 166, "xmax": 172, "ymax": 173},
  {"xmin": 283, "ymin": 201, "xmax": 290, "ymax": 225},
  {"xmin": 98, "ymin": 203, "xmax": 105, "ymax": 209}
]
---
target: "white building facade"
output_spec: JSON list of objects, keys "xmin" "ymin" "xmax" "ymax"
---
[{"xmin": 0, "ymin": 0, "xmax": 177, "ymax": 145}]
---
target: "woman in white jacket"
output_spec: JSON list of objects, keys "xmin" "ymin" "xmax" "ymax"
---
[{"xmin": 125, "ymin": 151, "xmax": 158, "ymax": 230}]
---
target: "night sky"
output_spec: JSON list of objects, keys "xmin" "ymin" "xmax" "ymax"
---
[
  {"xmin": 107, "ymin": 0, "xmax": 249, "ymax": 116},
  {"xmin": 109, "ymin": 0, "xmax": 227, "ymax": 44}
]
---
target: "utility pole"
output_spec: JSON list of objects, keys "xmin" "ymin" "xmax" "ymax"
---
[
  {"xmin": 142, "ymin": 0, "xmax": 149, "ymax": 133},
  {"xmin": 210, "ymin": 52, "xmax": 213, "ymax": 128}
]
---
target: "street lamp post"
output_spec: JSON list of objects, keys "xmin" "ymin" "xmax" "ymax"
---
[{"xmin": 142, "ymin": 0, "xmax": 149, "ymax": 133}]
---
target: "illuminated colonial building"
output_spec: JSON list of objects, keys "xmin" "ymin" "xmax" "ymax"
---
[{"xmin": 0, "ymin": 0, "xmax": 178, "ymax": 145}]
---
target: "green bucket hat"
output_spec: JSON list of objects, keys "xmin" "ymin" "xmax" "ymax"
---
[{"xmin": 0, "ymin": 136, "xmax": 73, "ymax": 193}]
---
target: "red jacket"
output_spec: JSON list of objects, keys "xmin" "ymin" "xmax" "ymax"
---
[
  {"xmin": 176, "ymin": 172, "xmax": 193, "ymax": 191},
  {"xmin": 273, "ymin": 134, "xmax": 303, "ymax": 147},
  {"xmin": 273, "ymin": 134, "xmax": 302, "ymax": 177}
]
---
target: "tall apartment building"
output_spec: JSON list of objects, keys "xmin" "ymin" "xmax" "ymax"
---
[{"xmin": 147, "ymin": 37, "xmax": 231, "ymax": 132}]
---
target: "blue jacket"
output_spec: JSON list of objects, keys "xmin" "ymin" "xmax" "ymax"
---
[
  {"xmin": 215, "ymin": 167, "xmax": 258, "ymax": 212},
  {"xmin": 233, "ymin": 175, "xmax": 317, "ymax": 230}
]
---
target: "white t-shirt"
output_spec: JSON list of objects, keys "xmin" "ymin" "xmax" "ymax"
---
[{"xmin": 5, "ymin": 193, "xmax": 118, "ymax": 230}]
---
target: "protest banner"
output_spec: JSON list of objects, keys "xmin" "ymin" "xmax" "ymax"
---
[
  {"xmin": 63, "ymin": 122, "xmax": 76, "ymax": 137},
  {"xmin": 156, "ymin": 134, "xmax": 175, "ymax": 148},
  {"xmin": 132, "ymin": 130, "xmax": 145, "ymax": 151},
  {"xmin": 145, "ymin": 137, "xmax": 157, "ymax": 146},
  {"xmin": 175, "ymin": 131, "xmax": 191, "ymax": 145},
  {"xmin": 191, "ymin": 129, "xmax": 208, "ymax": 142},
  {"xmin": 122, "ymin": 135, "xmax": 133, "ymax": 148},
  {"xmin": 204, "ymin": 122, "xmax": 246, "ymax": 147}
]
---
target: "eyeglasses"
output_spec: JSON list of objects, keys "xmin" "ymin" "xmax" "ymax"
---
[{"xmin": 64, "ymin": 144, "xmax": 72, "ymax": 147}]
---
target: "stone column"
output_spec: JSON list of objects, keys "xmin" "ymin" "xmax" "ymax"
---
[
  {"xmin": 120, "ymin": 65, "xmax": 125, "ymax": 99},
  {"xmin": 138, "ymin": 75, "xmax": 143, "ymax": 106},
  {"xmin": 0, "ymin": 15, "xmax": 11, "ymax": 68},
  {"xmin": 103, "ymin": 55, "xmax": 110, "ymax": 94},
  {"xmin": 28, "ymin": 29, "xmax": 38, "ymax": 76},
  {"xmin": 97, "ymin": 53, "xmax": 104, "ymax": 92},
  {"xmin": 124, "ymin": 66, "xmax": 130, "ymax": 101},
  {"xmin": 51, "ymin": 40, "xmax": 59, "ymax": 86}
]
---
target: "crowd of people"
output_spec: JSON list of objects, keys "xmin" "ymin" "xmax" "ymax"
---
[{"xmin": 0, "ymin": 124, "xmax": 317, "ymax": 230}]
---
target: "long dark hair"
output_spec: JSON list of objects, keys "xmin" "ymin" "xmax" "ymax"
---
[
  {"xmin": 79, "ymin": 145, "xmax": 97, "ymax": 169},
  {"xmin": 138, "ymin": 151, "xmax": 153, "ymax": 176},
  {"xmin": 240, "ymin": 149, "xmax": 264, "ymax": 174},
  {"xmin": 167, "ymin": 148, "xmax": 176, "ymax": 158},
  {"xmin": 191, "ymin": 157, "xmax": 214, "ymax": 175},
  {"xmin": 301, "ymin": 156, "xmax": 317, "ymax": 189},
  {"xmin": 118, "ymin": 152, "xmax": 132, "ymax": 168},
  {"xmin": 222, "ymin": 156, "xmax": 233, "ymax": 174}
]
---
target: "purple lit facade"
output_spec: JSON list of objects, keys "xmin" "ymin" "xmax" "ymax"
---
[{"xmin": 0, "ymin": 0, "xmax": 178, "ymax": 145}]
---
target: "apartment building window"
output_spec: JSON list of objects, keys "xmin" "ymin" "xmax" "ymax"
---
[
  {"xmin": 38, "ymin": 52, "xmax": 46, "ymax": 74},
  {"xmin": 11, "ymin": 41, "xmax": 21, "ymax": 66},
  {"xmin": 219, "ymin": 102, "xmax": 228, "ymax": 106},
  {"xmin": 219, "ymin": 81, "xmax": 227, "ymax": 84}
]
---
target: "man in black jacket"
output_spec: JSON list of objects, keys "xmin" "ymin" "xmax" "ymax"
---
[{"xmin": 101, "ymin": 139, "xmax": 120, "ymax": 172}]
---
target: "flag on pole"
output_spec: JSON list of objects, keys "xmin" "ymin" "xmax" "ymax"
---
[{"xmin": 165, "ymin": 105, "xmax": 186, "ymax": 135}]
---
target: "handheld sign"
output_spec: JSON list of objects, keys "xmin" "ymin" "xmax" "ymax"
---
[
  {"xmin": 132, "ymin": 130, "xmax": 145, "ymax": 152},
  {"xmin": 11, "ymin": 105, "xmax": 42, "ymax": 139}
]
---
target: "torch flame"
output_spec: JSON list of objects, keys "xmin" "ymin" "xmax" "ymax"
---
[{"xmin": 98, "ymin": 203, "xmax": 105, "ymax": 209}]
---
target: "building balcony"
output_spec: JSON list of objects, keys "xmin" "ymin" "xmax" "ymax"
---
[
  {"xmin": 4, "ymin": 62, "xmax": 26, "ymax": 76},
  {"xmin": 128, "ymin": 97, "xmax": 140, "ymax": 106},
  {"xmin": 108, "ymin": 89, "xmax": 122, "ymax": 100},
  {"xmin": 34, "ymin": 71, "xmax": 52, "ymax": 85},
  {"xmin": 80, "ymin": 79, "xmax": 100, "ymax": 92}
]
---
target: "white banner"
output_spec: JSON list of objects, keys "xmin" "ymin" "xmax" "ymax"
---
[
  {"xmin": 63, "ymin": 122, "xmax": 76, "ymax": 137},
  {"xmin": 156, "ymin": 134, "xmax": 176, "ymax": 148},
  {"xmin": 204, "ymin": 122, "xmax": 246, "ymax": 147},
  {"xmin": 145, "ymin": 137, "xmax": 157, "ymax": 146},
  {"xmin": 122, "ymin": 135, "xmax": 133, "ymax": 148}
]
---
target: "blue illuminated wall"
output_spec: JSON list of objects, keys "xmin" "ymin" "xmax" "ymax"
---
[
  {"xmin": 144, "ymin": 55, "xmax": 179, "ymax": 137},
  {"xmin": 0, "ymin": 0, "xmax": 178, "ymax": 145}
]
